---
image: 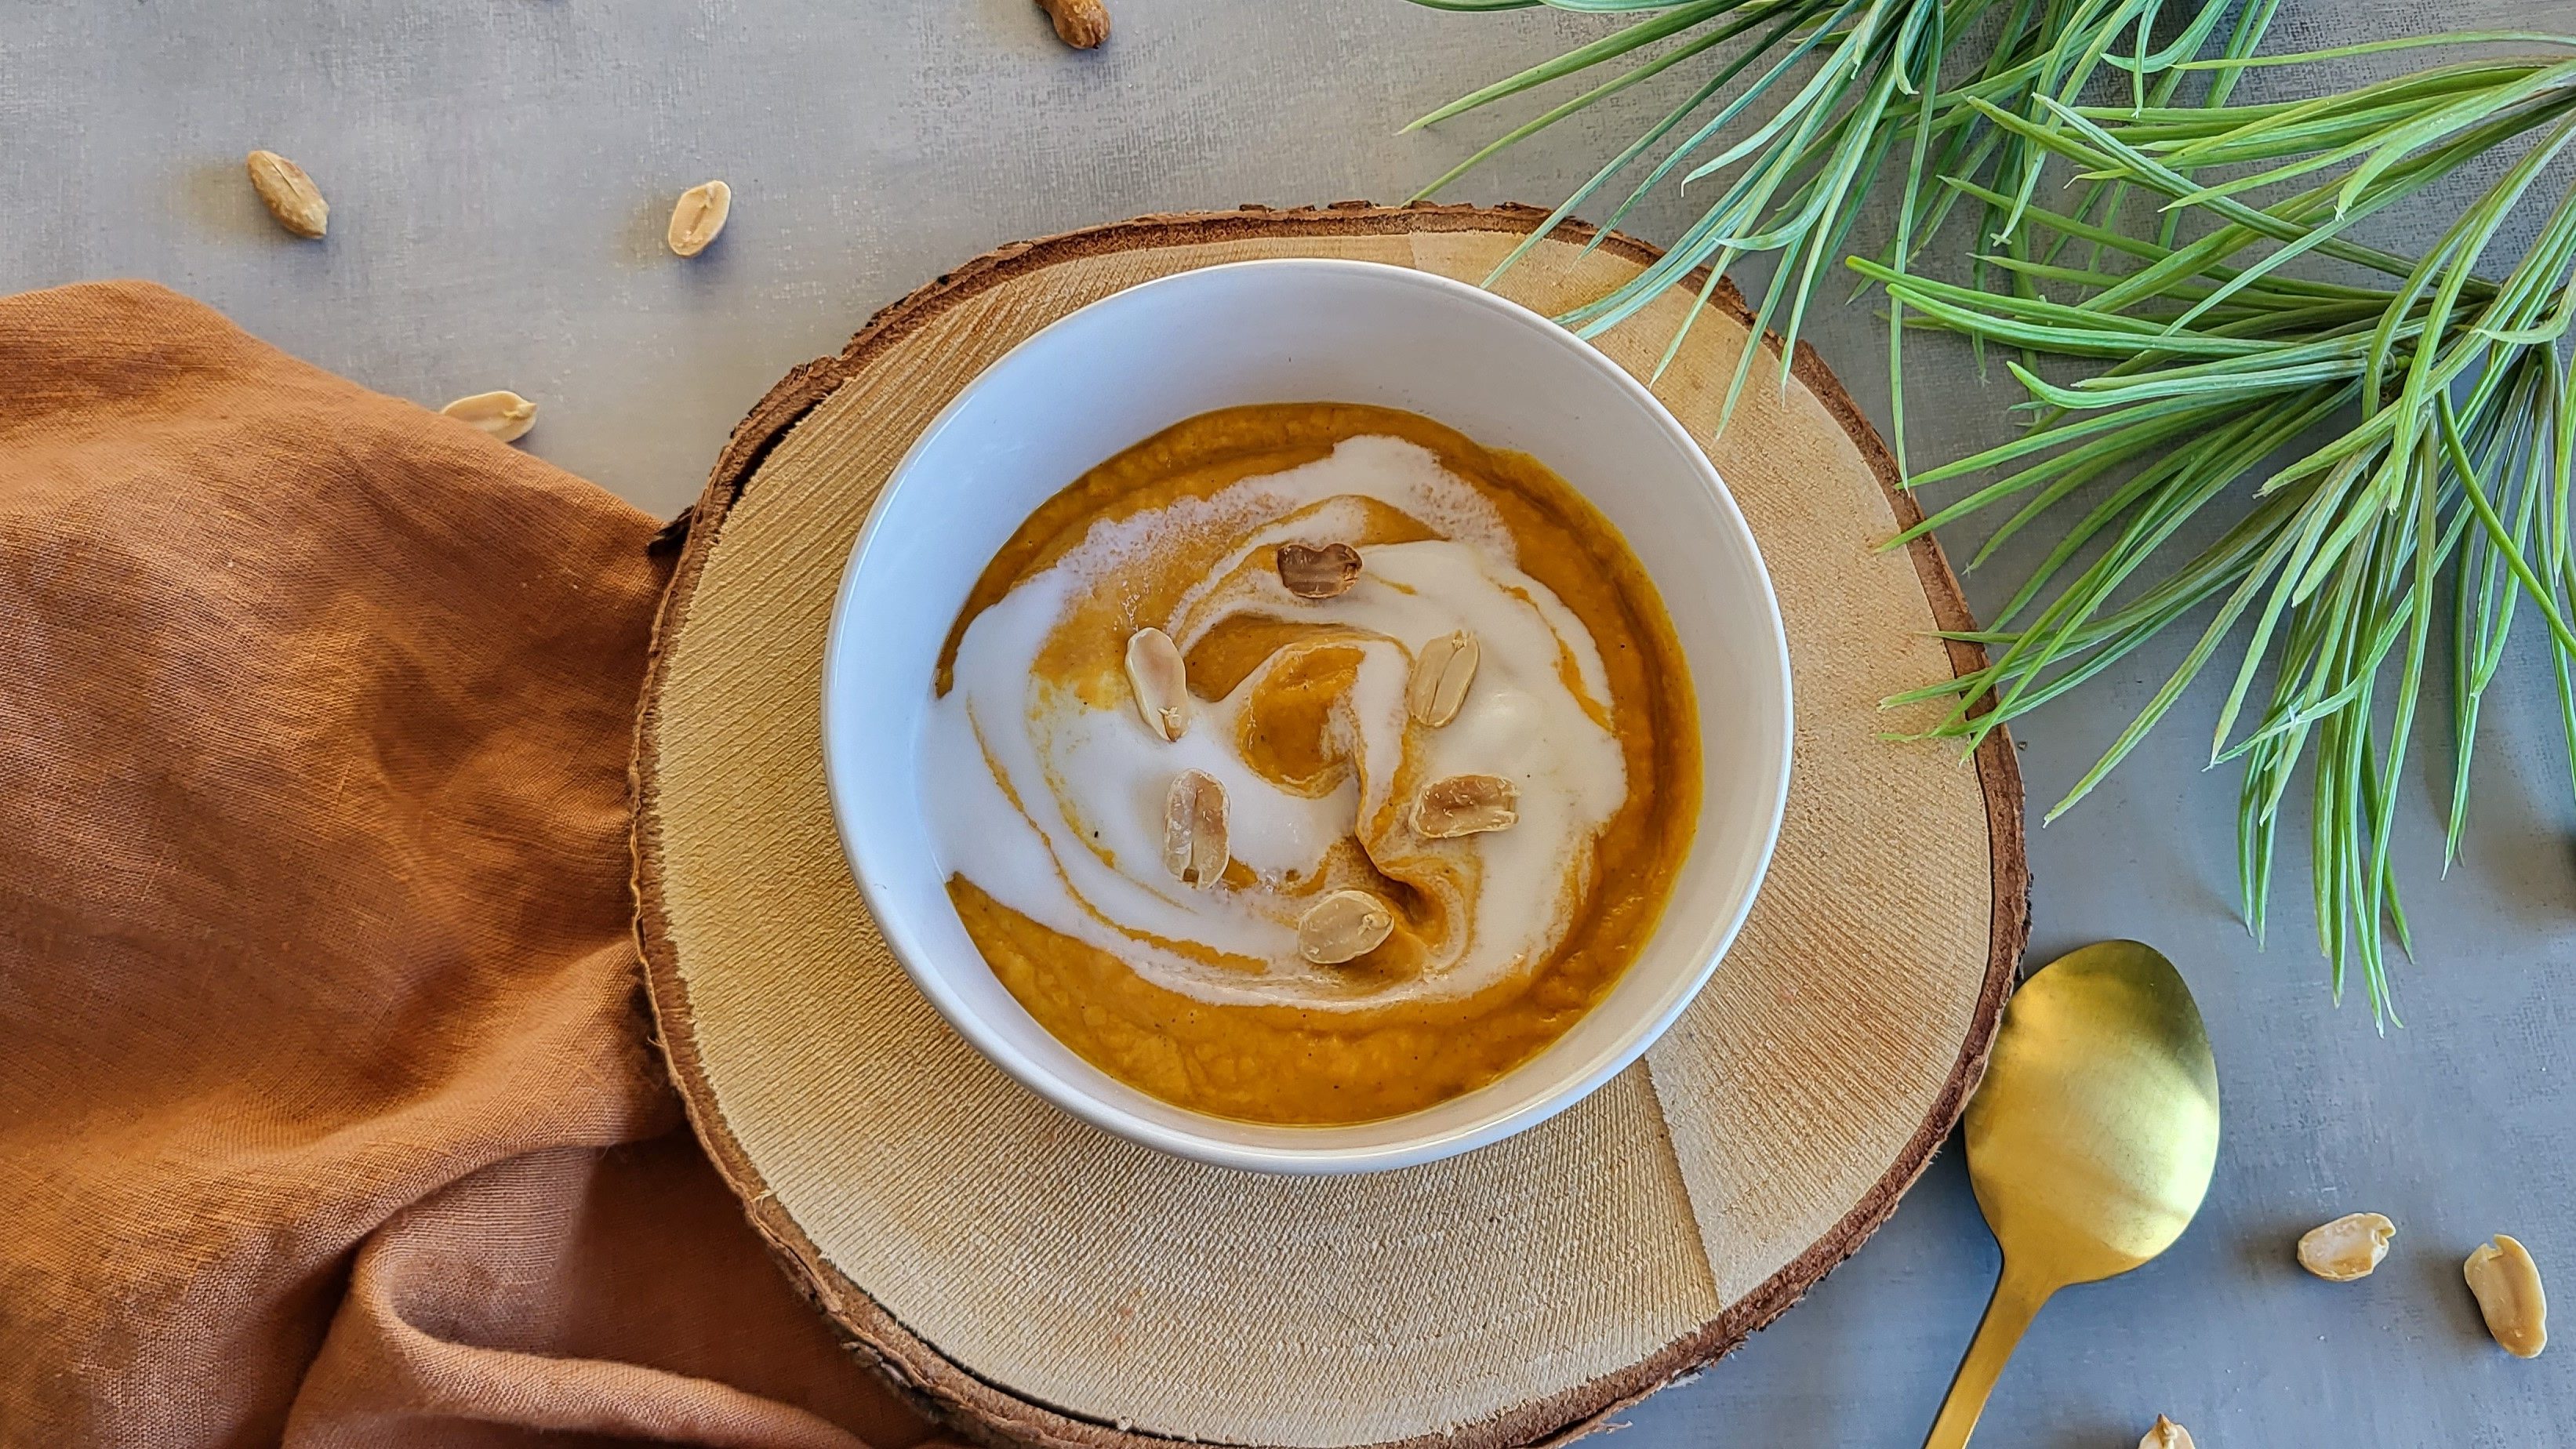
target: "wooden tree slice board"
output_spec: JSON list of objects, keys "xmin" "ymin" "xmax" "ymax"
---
[{"xmin": 632, "ymin": 203, "xmax": 2026, "ymax": 1449}]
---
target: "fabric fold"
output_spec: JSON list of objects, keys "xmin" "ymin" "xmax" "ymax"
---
[{"xmin": 0, "ymin": 281, "xmax": 932, "ymax": 1449}]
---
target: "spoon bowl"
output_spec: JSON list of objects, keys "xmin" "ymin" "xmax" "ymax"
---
[{"xmin": 1924, "ymin": 940, "xmax": 2220, "ymax": 1447}]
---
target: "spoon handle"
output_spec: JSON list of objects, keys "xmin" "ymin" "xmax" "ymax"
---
[{"xmin": 1922, "ymin": 1258, "xmax": 2054, "ymax": 1449}]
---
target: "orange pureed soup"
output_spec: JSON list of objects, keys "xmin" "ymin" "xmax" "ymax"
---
[{"xmin": 924, "ymin": 404, "xmax": 1698, "ymax": 1124}]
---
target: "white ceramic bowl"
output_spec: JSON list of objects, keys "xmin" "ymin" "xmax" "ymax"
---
[{"xmin": 823, "ymin": 259, "xmax": 1791, "ymax": 1174}]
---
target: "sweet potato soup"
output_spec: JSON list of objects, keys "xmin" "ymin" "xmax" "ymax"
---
[{"xmin": 923, "ymin": 403, "xmax": 1698, "ymax": 1124}]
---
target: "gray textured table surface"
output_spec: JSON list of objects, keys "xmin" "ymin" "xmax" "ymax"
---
[{"xmin": 10, "ymin": 2, "xmax": 2576, "ymax": 1444}]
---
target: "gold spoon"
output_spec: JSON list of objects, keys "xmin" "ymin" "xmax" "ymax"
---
[{"xmin": 1924, "ymin": 939, "xmax": 2222, "ymax": 1448}]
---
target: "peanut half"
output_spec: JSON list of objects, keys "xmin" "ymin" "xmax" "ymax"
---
[
  {"xmin": 667, "ymin": 180, "xmax": 732, "ymax": 257},
  {"xmin": 1298, "ymin": 889, "xmax": 1393, "ymax": 965},
  {"xmin": 2138, "ymin": 1416, "xmax": 2194, "ymax": 1449},
  {"xmin": 1408, "ymin": 630, "xmax": 1480, "ymax": 728},
  {"xmin": 1125, "ymin": 627, "xmax": 1190, "ymax": 742},
  {"xmin": 245, "ymin": 150, "xmax": 328, "ymax": 238},
  {"xmin": 1035, "ymin": 0, "xmax": 1110, "ymax": 48},
  {"xmin": 1415, "ymin": 774, "xmax": 1519, "ymax": 839},
  {"xmin": 439, "ymin": 390, "xmax": 538, "ymax": 445},
  {"xmin": 1162, "ymin": 770, "xmax": 1227, "ymax": 888},
  {"xmin": 2298, "ymin": 1211, "xmax": 2396, "ymax": 1282},
  {"xmin": 1276, "ymin": 542, "xmax": 1361, "ymax": 600},
  {"xmin": 2465, "ymin": 1235, "xmax": 2548, "ymax": 1358}
]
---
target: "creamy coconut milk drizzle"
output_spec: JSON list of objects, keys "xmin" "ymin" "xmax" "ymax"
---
[{"xmin": 923, "ymin": 435, "xmax": 1628, "ymax": 1010}]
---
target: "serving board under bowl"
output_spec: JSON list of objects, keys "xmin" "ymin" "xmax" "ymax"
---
[{"xmin": 630, "ymin": 202, "xmax": 2026, "ymax": 1449}]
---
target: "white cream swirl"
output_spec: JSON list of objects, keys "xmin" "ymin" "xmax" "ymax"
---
[{"xmin": 923, "ymin": 435, "xmax": 1627, "ymax": 1010}]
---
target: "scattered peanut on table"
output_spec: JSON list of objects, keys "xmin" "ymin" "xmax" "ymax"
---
[
  {"xmin": 1034, "ymin": 0, "xmax": 1109, "ymax": 48},
  {"xmin": 667, "ymin": 180, "xmax": 732, "ymax": 257},
  {"xmin": 439, "ymin": 390, "xmax": 538, "ymax": 445},
  {"xmin": 2465, "ymin": 1235, "xmax": 2548, "ymax": 1358},
  {"xmin": 2298, "ymin": 1211, "xmax": 2396, "ymax": 1282},
  {"xmin": 245, "ymin": 150, "xmax": 327, "ymax": 238}
]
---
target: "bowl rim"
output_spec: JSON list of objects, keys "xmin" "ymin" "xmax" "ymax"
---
[{"xmin": 821, "ymin": 256, "xmax": 1793, "ymax": 1173}]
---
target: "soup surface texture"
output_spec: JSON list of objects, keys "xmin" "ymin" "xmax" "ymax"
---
[{"xmin": 924, "ymin": 404, "xmax": 1698, "ymax": 1124}]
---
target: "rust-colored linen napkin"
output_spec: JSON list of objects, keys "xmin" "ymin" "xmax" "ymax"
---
[{"xmin": 0, "ymin": 281, "xmax": 939, "ymax": 1449}]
